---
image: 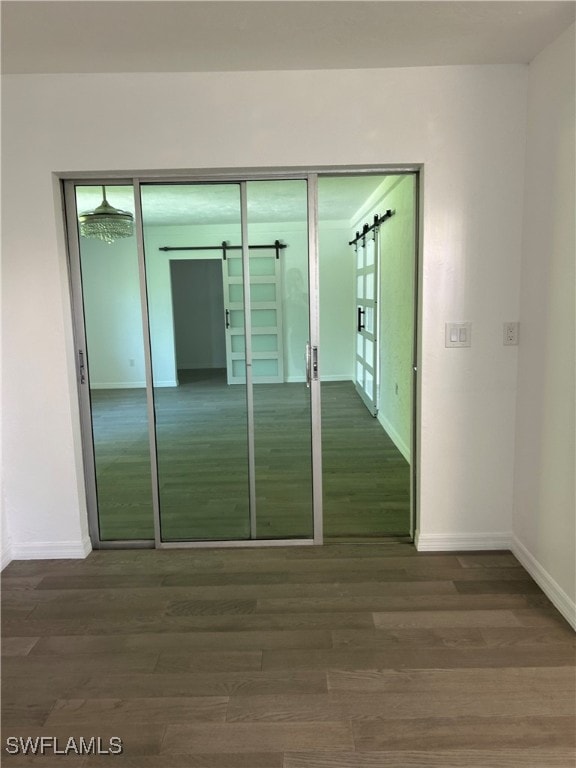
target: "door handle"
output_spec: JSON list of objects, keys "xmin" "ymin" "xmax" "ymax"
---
[
  {"xmin": 357, "ymin": 307, "xmax": 365, "ymax": 332},
  {"xmin": 78, "ymin": 349, "xmax": 86, "ymax": 384},
  {"xmin": 305, "ymin": 343, "xmax": 318, "ymax": 387},
  {"xmin": 225, "ymin": 309, "xmax": 230, "ymax": 329}
]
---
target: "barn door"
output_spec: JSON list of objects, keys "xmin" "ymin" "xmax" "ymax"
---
[{"xmin": 354, "ymin": 229, "xmax": 380, "ymax": 416}]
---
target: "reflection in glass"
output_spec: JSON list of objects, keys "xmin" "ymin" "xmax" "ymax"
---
[
  {"xmin": 140, "ymin": 183, "xmax": 250, "ymax": 541},
  {"xmin": 247, "ymin": 180, "xmax": 314, "ymax": 539},
  {"xmin": 76, "ymin": 185, "xmax": 155, "ymax": 540}
]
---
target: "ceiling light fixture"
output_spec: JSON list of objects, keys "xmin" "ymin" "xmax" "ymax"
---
[{"xmin": 79, "ymin": 186, "xmax": 134, "ymax": 244}]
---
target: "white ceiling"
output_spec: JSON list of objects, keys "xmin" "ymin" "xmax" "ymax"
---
[
  {"xmin": 2, "ymin": 1, "xmax": 574, "ymax": 75},
  {"xmin": 10, "ymin": 2, "xmax": 574, "ymax": 225},
  {"xmin": 76, "ymin": 176, "xmax": 391, "ymax": 225}
]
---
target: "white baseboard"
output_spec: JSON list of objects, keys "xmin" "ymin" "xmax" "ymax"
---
[
  {"xmin": 415, "ymin": 531, "xmax": 513, "ymax": 551},
  {"xmin": 10, "ymin": 536, "xmax": 92, "ymax": 561},
  {"xmin": 285, "ymin": 375, "xmax": 352, "ymax": 383},
  {"xmin": 1, "ymin": 540, "xmax": 13, "ymax": 570},
  {"xmin": 377, "ymin": 412, "xmax": 411, "ymax": 462},
  {"xmin": 511, "ymin": 535, "xmax": 576, "ymax": 631},
  {"xmin": 91, "ymin": 380, "xmax": 177, "ymax": 389},
  {"xmin": 90, "ymin": 381, "xmax": 146, "ymax": 389}
]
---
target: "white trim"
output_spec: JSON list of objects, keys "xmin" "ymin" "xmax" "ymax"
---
[
  {"xmin": 90, "ymin": 380, "xmax": 177, "ymax": 389},
  {"xmin": 377, "ymin": 411, "xmax": 411, "ymax": 462},
  {"xmin": 287, "ymin": 374, "xmax": 352, "ymax": 383},
  {"xmin": 415, "ymin": 531, "xmax": 513, "ymax": 551},
  {"xmin": 90, "ymin": 381, "xmax": 146, "ymax": 389},
  {"xmin": 10, "ymin": 536, "xmax": 92, "ymax": 561},
  {"xmin": 1, "ymin": 540, "xmax": 13, "ymax": 570},
  {"xmin": 158, "ymin": 538, "xmax": 315, "ymax": 549},
  {"xmin": 511, "ymin": 535, "xmax": 576, "ymax": 631}
]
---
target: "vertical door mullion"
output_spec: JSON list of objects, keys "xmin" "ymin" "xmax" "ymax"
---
[
  {"xmin": 240, "ymin": 182, "xmax": 257, "ymax": 538},
  {"xmin": 307, "ymin": 173, "xmax": 323, "ymax": 545},
  {"xmin": 373, "ymin": 228, "xmax": 381, "ymax": 413},
  {"xmin": 133, "ymin": 179, "xmax": 162, "ymax": 547},
  {"xmin": 64, "ymin": 181, "xmax": 102, "ymax": 548}
]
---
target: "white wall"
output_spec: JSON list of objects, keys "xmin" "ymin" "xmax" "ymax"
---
[
  {"xmin": 1, "ymin": 64, "xmax": 528, "ymax": 561},
  {"xmin": 351, "ymin": 175, "xmax": 416, "ymax": 461},
  {"xmin": 318, "ymin": 223, "xmax": 356, "ymax": 381},
  {"xmin": 80, "ymin": 234, "xmax": 146, "ymax": 388},
  {"xmin": 512, "ymin": 25, "xmax": 576, "ymax": 627}
]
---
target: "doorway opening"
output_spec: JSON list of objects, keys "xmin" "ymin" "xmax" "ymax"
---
[
  {"xmin": 65, "ymin": 169, "xmax": 418, "ymax": 549},
  {"xmin": 170, "ymin": 259, "xmax": 227, "ymax": 390},
  {"xmin": 318, "ymin": 174, "xmax": 417, "ymax": 540}
]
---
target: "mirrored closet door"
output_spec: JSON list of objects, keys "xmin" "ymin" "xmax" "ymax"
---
[{"xmin": 65, "ymin": 176, "xmax": 320, "ymax": 548}]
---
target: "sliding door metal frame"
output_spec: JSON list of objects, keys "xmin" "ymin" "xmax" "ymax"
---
[
  {"xmin": 240, "ymin": 182, "xmax": 258, "ymax": 539},
  {"xmin": 63, "ymin": 179, "xmax": 154, "ymax": 549},
  {"xmin": 132, "ymin": 179, "xmax": 163, "ymax": 548},
  {"xmin": 63, "ymin": 164, "xmax": 421, "ymax": 549},
  {"xmin": 307, "ymin": 174, "xmax": 323, "ymax": 546},
  {"xmin": 64, "ymin": 181, "xmax": 101, "ymax": 548}
]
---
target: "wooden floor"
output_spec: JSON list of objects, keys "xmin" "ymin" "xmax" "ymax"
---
[
  {"xmin": 91, "ymin": 370, "xmax": 410, "ymax": 542},
  {"xmin": 2, "ymin": 542, "xmax": 575, "ymax": 766}
]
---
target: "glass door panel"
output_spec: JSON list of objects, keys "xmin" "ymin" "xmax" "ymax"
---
[
  {"xmin": 355, "ymin": 232, "xmax": 379, "ymax": 416},
  {"xmin": 246, "ymin": 180, "xmax": 314, "ymax": 539},
  {"xmin": 140, "ymin": 183, "xmax": 250, "ymax": 542},
  {"xmin": 74, "ymin": 184, "xmax": 155, "ymax": 541}
]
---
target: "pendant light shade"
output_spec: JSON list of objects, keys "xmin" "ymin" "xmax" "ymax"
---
[{"xmin": 79, "ymin": 186, "xmax": 134, "ymax": 244}]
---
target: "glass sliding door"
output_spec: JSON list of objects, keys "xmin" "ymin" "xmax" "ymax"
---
[
  {"xmin": 246, "ymin": 180, "xmax": 314, "ymax": 539},
  {"xmin": 71, "ymin": 183, "xmax": 155, "ymax": 542},
  {"xmin": 67, "ymin": 172, "xmax": 323, "ymax": 548},
  {"xmin": 140, "ymin": 183, "xmax": 251, "ymax": 542}
]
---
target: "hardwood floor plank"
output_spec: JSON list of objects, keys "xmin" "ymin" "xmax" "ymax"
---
[
  {"xmin": 453, "ymin": 579, "xmax": 544, "ymax": 594},
  {"xmin": 262, "ymin": 645, "xmax": 576, "ymax": 671},
  {"xmin": 44, "ymin": 696, "xmax": 229, "ymax": 726},
  {"xmin": 155, "ymin": 652, "xmax": 263, "ymax": 673},
  {"xmin": 226, "ymin": 685, "xmax": 575, "ymax": 724},
  {"xmin": 1, "ymin": 636, "xmax": 39, "ymax": 656},
  {"xmin": 31, "ymin": 629, "xmax": 331, "ymax": 656},
  {"xmin": 1, "ymin": 576, "xmax": 45, "ymax": 591},
  {"xmin": 456, "ymin": 554, "xmax": 522, "ymax": 569},
  {"xmin": 372, "ymin": 609, "xmax": 522, "ymax": 628},
  {"xmin": 351, "ymin": 715, "xmax": 576, "ymax": 751},
  {"xmin": 35, "ymin": 574, "xmax": 165, "ymax": 590},
  {"xmin": 226, "ymin": 693, "xmax": 346, "ymax": 722},
  {"xmin": 2, "ymin": 652, "xmax": 159, "ymax": 676},
  {"xmin": 2, "ymin": 756, "xmax": 87, "ymax": 767},
  {"xmin": 257, "ymin": 594, "xmax": 538, "ymax": 614},
  {"xmin": 327, "ymin": 666, "xmax": 576, "ymax": 694},
  {"xmin": 161, "ymin": 722, "xmax": 354, "ymax": 753},
  {"xmin": 283, "ymin": 749, "xmax": 576, "ymax": 767},
  {"xmin": 164, "ymin": 599, "xmax": 257, "ymax": 616},
  {"xmin": 83, "ymin": 755, "xmax": 283, "ymax": 767},
  {"xmin": 68, "ymin": 671, "xmax": 328, "ymax": 699},
  {"xmin": 332, "ymin": 627, "xmax": 487, "ymax": 649},
  {"xmin": 163, "ymin": 572, "xmax": 458, "ymax": 591},
  {"xmin": 1, "ymin": 611, "xmax": 374, "ymax": 637},
  {"xmin": 1, "ymin": 698, "xmax": 59, "ymax": 727},
  {"xmin": 512, "ymin": 607, "xmax": 575, "ymax": 628}
]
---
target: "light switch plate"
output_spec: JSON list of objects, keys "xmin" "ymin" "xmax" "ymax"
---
[{"xmin": 445, "ymin": 322, "xmax": 471, "ymax": 348}]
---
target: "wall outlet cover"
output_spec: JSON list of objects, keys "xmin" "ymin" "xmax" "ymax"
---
[{"xmin": 503, "ymin": 322, "xmax": 519, "ymax": 346}]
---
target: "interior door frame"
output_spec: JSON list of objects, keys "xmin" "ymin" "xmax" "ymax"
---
[{"xmin": 63, "ymin": 165, "xmax": 421, "ymax": 550}]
